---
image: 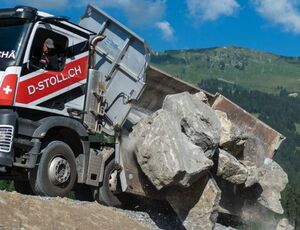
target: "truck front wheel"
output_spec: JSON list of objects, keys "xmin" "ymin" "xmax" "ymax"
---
[{"xmin": 30, "ymin": 141, "xmax": 77, "ymax": 197}]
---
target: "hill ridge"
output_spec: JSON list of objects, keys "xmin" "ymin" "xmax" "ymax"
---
[
  {"xmin": 151, "ymin": 46, "xmax": 300, "ymax": 94},
  {"xmin": 154, "ymin": 46, "xmax": 300, "ymax": 59}
]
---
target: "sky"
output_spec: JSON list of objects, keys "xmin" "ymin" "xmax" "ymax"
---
[{"xmin": 2, "ymin": 0, "xmax": 300, "ymax": 56}]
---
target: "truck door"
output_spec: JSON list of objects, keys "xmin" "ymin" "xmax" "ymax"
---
[{"xmin": 15, "ymin": 21, "xmax": 89, "ymax": 117}]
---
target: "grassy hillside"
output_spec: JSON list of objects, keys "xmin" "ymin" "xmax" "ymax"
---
[{"xmin": 151, "ymin": 47, "xmax": 300, "ymax": 94}]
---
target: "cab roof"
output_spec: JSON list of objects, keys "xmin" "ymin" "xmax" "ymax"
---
[{"xmin": 0, "ymin": 6, "xmax": 94, "ymax": 37}]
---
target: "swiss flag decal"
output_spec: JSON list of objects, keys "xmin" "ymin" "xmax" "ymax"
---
[{"xmin": 0, "ymin": 74, "xmax": 17, "ymax": 106}]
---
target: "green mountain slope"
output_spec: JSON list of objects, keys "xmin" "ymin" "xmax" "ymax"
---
[{"xmin": 151, "ymin": 46, "xmax": 300, "ymax": 94}]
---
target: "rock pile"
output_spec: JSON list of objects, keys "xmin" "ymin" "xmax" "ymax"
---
[{"xmin": 131, "ymin": 92, "xmax": 289, "ymax": 230}]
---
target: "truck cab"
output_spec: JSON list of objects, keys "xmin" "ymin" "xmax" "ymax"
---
[
  {"xmin": 0, "ymin": 5, "xmax": 150, "ymax": 205},
  {"xmin": 0, "ymin": 6, "xmax": 94, "ymax": 196}
]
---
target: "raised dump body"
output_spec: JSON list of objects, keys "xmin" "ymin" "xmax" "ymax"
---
[{"xmin": 79, "ymin": 4, "xmax": 150, "ymax": 129}]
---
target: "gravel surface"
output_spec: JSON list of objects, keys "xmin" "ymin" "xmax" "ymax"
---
[
  {"xmin": 119, "ymin": 208, "xmax": 185, "ymax": 230},
  {"xmin": 116, "ymin": 197, "xmax": 186, "ymax": 230}
]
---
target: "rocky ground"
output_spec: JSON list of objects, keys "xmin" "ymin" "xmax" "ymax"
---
[{"xmin": 0, "ymin": 190, "xmax": 187, "ymax": 230}]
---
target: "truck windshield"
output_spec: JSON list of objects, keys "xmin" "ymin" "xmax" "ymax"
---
[{"xmin": 0, "ymin": 19, "xmax": 29, "ymax": 71}]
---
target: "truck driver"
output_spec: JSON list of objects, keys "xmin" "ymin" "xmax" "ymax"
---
[{"xmin": 39, "ymin": 38, "xmax": 58, "ymax": 70}]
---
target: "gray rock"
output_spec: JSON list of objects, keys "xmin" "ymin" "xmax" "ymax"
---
[
  {"xmin": 240, "ymin": 160, "xmax": 261, "ymax": 187},
  {"xmin": 243, "ymin": 136, "xmax": 268, "ymax": 166},
  {"xmin": 215, "ymin": 110, "xmax": 246, "ymax": 156},
  {"xmin": 276, "ymin": 218, "xmax": 294, "ymax": 230},
  {"xmin": 214, "ymin": 223, "xmax": 236, "ymax": 230},
  {"xmin": 257, "ymin": 158, "xmax": 288, "ymax": 214},
  {"xmin": 131, "ymin": 109, "xmax": 213, "ymax": 190},
  {"xmin": 217, "ymin": 149, "xmax": 248, "ymax": 184},
  {"xmin": 167, "ymin": 175, "xmax": 221, "ymax": 230},
  {"xmin": 162, "ymin": 92, "xmax": 221, "ymax": 157},
  {"xmin": 215, "ymin": 110, "xmax": 233, "ymax": 146},
  {"xmin": 230, "ymin": 158, "xmax": 288, "ymax": 214},
  {"xmin": 193, "ymin": 91, "xmax": 209, "ymax": 104}
]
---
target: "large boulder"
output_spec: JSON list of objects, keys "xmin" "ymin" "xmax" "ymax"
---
[
  {"xmin": 131, "ymin": 109, "xmax": 213, "ymax": 190},
  {"xmin": 166, "ymin": 176, "xmax": 221, "ymax": 230},
  {"xmin": 162, "ymin": 92, "xmax": 221, "ymax": 158},
  {"xmin": 257, "ymin": 158, "xmax": 288, "ymax": 214},
  {"xmin": 217, "ymin": 149, "xmax": 248, "ymax": 184}
]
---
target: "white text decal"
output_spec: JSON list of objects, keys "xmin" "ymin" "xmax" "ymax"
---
[
  {"xmin": 0, "ymin": 50, "xmax": 16, "ymax": 59},
  {"xmin": 27, "ymin": 65, "xmax": 82, "ymax": 95}
]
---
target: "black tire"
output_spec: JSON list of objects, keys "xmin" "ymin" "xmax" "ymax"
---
[
  {"xmin": 30, "ymin": 141, "xmax": 77, "ymax": 197},
  {"xmin": 14, "ymin": 180, "xmax": 34, "ymax": 195},
  {"xmin": 94, "ymin": 160, "xmax": 122, "ymax": 207}
]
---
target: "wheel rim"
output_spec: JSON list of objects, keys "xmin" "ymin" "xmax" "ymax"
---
[
  {"xmin": 48, "ymin": 156, "xmax": 71, "ymax": 185},
  {"xmin": 108, "ymin": 169, "xmax": 118, "ymax": 194}
]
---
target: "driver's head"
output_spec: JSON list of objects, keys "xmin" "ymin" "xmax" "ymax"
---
[{"xmin": 43, "ymin": 38, "xmax": 55, "ymax": 53}]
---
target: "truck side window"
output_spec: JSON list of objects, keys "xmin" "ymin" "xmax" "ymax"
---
[{"xmin": 29, "ymin": 28, "xmax": 68, "ymax": 72}]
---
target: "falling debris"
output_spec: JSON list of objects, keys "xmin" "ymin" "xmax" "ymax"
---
[
  {"xmin": 276, "ymin": 218, "xmax": 294, "ymax": 230},
  {"xmin": 132, "ymin": 91, "xmax": 290, "ymax": 229},
  {"xmin": 257, "ymin": 158, "xmax": 288, "ymax": 214}
]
